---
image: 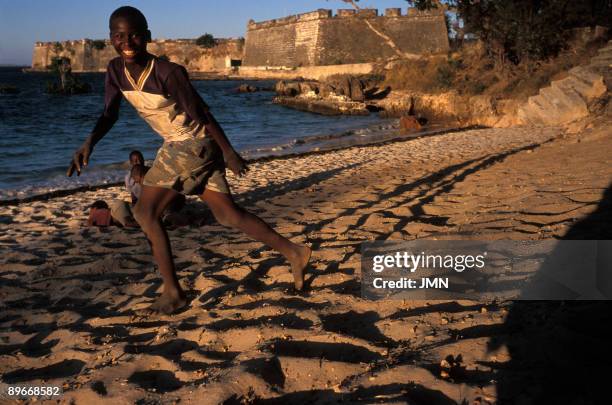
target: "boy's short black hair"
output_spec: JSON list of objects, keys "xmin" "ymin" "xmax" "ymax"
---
[
  {"xmin": 91, "ymin": 200, "xmax": 109, "ymax": 209},
  {"xmin": 129, "ymin": 150, "xmax": 144, "ymax": 161},
  {"xmin": 109, "ymin": 6, "xmax": 148, "ymax": 30}
]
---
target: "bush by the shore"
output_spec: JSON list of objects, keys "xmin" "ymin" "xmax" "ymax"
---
[
  {"xmin": 383, "ymin": 36, "xmax": 608, "ymax": 102},
  {"xmin": 46, "ymin": 80, "xmax": 91, "ymax": 95}
]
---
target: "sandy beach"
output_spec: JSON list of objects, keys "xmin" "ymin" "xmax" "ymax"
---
[{"xmin": 1, "ymin": 121, "xmax": 611, "ymax": 404}]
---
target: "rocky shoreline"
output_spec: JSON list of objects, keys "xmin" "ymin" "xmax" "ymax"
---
[
  {"xmin": 272, "ymin": 76, "xmax": 385, "ymax": 116},
  {"xmin": 269, "ymin": 75, "xmax": 508, "ymax": 127}
]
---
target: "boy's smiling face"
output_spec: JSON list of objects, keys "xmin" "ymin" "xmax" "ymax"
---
[{"xmin": 109, "ymin": 17, "xmax": 150, "ymax": 64}]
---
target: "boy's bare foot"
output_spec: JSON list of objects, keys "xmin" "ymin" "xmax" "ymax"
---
[
  {"xmin": 289, "ymin": 245, "xmax": 312, "ymax": 291},
  {"xmin": 149, "ymin": 290, "xmax": 187, "ymax": 315}
]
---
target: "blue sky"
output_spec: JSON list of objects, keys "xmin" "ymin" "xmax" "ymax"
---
[{"xmin": 0, "ymin": 0, "xmax": 413, "ymax": 65}]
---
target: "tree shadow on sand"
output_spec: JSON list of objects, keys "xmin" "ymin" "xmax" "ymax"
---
[
  {"xmin": 304, "ymin": 140, "xmax": 551, "ymax": 290},
  {"xmin": 488, "ymin": 183, "xmax": 612, "ymax": 404},
  {"xmin": 226, "ymin": 382, "xmax": 458, "ymax": 404}
]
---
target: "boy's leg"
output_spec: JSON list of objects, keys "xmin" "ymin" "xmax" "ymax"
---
[
  {"xmin": 133, "ymin": 185, "xmax": 187, "ymax": 313},
  {"xmin": 200, "ymin": 188, "xmax": 311, "ymax": 290}
]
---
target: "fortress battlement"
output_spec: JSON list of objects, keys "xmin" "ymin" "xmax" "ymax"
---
[{"xmin": 247, "ymin": 7, "xmax": 445, "ymax": 30}]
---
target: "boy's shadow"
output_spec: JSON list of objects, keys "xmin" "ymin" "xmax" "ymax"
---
[{"xmin": 489, "ymin": 183, "xmax": 612, "ymax": 404}]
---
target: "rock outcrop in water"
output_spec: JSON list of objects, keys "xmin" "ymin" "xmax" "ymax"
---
[
  {"xmin": 273, "ymin": 74, "xmax": 510, "ymax": 128},
  {"xmin": 273, "ymin": 75, "xmax": 388, "ymax": 116},
  {"xmin": 45, "ymin": 57, "xmax": 91, "ymax": 95},
  {"xmin": 236, "ymin": 84, "xmax": 260, "ymax": 93},
  {"xmin": 0, "ymin": 84, "xmax": 19, "ymax": 94}
]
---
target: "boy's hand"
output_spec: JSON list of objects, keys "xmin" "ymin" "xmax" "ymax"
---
[
  {"xmin": 225, "ymin": 150, "xmax": 249, "ymax": 177},
  {"xmin": 67, "ymin": 141, "xmax": 93, "ymax": 177}
]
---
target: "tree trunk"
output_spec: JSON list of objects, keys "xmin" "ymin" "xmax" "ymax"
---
[{"xmin": 58, "ymin": 60, "xmax": 70, "ymax": 92}]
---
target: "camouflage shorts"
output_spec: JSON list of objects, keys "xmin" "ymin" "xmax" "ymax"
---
[{"xmin": 143, "ymin": 136, "xmax": 229, "ymax": 195}]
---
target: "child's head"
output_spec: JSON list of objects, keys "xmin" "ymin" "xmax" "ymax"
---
[
  {"xmin": 130, "ymin": 164, "xmax": 148, "ymax": 184},
  {"xmin": 91, "ymin": 200, "xmax": 109, "ymax": 210},
  {"xmin": 129, "ymin": 150, "xmax": 144, "ymax": 167},
  {"xmin": 109, "ymin": 6, "xmax": 151, "ymax": 63}
]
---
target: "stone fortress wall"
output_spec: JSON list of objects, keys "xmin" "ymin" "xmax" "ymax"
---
[
  {"xmin": 31, "ymin": 7, "xmax": 449, "ymax": 72},
  {"xmin": 30, "ymin": 38, "xmax": 244, "ymax": 72},
  {"xmin": 243, "ymin": 8, "xmax": 449, "ymax": 67}
]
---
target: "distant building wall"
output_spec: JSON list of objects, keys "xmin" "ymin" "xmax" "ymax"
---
[
  {"xmin": 243, "ymin": 8, "xmax": 449, "ymax": 67},
  {"xmin": 31, "ymin": 38, "xmax": 244, "ymax": 72}
]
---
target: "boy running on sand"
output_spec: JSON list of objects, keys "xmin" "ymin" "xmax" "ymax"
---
[{"xmin": 67, "ymin": 6, "xmax": 311, "ymax": 314}]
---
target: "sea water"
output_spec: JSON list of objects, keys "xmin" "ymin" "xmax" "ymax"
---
[{"xmin": 0, "ymin": 66, "xmax": 397, "ymax": 200}]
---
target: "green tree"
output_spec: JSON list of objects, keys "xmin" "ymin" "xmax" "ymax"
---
[
  {"xmin": 408, "ymin": 0, "xmax": 612, "ymax": 66},
  {"xmin": 406, "ymin": 0, "xmax": 443, "ymax": 10},
  {"xmin": 91, "ymin": 40, "xmax": 106, "ymax": 50},
  {"xmin": 46, "ymin": 57, "xmax": 90, "ymax": 94},
  {"xmin": 196, "ymin": 33, "xmax": 216, "ymax": 48},
  {"xmin": 52, "ymin": 42, "xmax": 64, "ymax": 54}
]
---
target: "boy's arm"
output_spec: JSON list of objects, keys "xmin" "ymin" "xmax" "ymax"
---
[
  {"xmin": 202, "ymin": 111, "xmax": 248, "ymax": 176},
  {"xmin": 165, "ymin": 66, "xmax": 248, "ymax": 176},
  {"xmin": 67, "ymin": 64, "xmax": 122, "ymax": 177},
  {"xmin": 67, "ymin": 115, "xmax": 116, "ymax": 176}
]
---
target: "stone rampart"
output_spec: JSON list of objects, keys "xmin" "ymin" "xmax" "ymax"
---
[{"xmin": 243, "ymin": 8, "xmax": 449, "ymax": 67}]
